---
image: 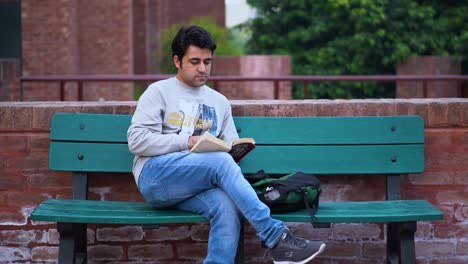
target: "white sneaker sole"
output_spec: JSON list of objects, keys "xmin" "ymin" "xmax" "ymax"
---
[{"xmin": 273, "ymin": 243, "xmax": 326, "ymax": 264}]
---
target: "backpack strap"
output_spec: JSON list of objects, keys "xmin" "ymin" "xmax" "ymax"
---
[{"xmin": 301, "ymin": 187, "xmax": 320, "ymax": 222}]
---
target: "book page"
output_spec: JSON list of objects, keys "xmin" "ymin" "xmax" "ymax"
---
[
  {"xmin": 191, "ymin": 133, "xmax": 231, "ymax": 153},
  {"xmin": 232, "ymin": 137, "xmax": 255, "ymax": 146}
]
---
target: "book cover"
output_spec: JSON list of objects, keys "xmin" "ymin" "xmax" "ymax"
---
[{"xmin": 190, "ymin": 133, "xmax": 256, "ymax": 162}]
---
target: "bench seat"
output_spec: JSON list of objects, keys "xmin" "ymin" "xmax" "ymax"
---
[{"xmin": 32, "ymin": 198, "xmax": 442, "ymax": 224}]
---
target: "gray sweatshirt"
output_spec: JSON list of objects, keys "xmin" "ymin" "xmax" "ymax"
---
[{"xmin": 127, "ymin": 77, "xmax": 239, "ymax": 184}]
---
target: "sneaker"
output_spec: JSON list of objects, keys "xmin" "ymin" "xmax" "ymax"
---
[{"xmin": 269, "ymin": 231, "xmax": 326, "ymax": 264}]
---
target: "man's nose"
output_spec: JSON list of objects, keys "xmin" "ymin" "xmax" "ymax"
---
[{"xmin": 198, "ymin": 63, "xmax": 207, "ymax": 73}]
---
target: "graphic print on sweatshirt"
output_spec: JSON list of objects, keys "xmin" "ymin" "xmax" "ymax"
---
[{"xmin": 167, "ymin": 98, "xmax": 218, "ymax": 136}]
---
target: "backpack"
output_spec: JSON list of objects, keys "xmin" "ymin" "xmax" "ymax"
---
[{"xmin": 246, "ymin": 170, "xmax": 321, "ymax": 221}]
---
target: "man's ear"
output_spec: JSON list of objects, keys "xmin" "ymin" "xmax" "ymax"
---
[{"xmin": 173, "ymin": 55, "xmax": 181, "ymax": 69}]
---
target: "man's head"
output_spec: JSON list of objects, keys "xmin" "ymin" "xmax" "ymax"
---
[{"xmin": 172, "ymin": 25, "xmax": 217, "ymax": 87}]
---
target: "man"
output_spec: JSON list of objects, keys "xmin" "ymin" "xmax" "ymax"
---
[{"xmin": 127, "ymin": 25, "xmax": 325, "ymax": 264}]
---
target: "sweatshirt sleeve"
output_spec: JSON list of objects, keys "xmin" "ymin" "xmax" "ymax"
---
[
  {"xmin": 218, "ymin": 100, "xmax": 239, "ymax": 144},
  {"xmin": 127, "ymin": 85, "xmax": 189, "ymax": 156}
]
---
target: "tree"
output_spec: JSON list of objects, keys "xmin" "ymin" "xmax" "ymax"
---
[{"xmin": 245, "ymin": 0, "xmax": 468, "ymax": 99}]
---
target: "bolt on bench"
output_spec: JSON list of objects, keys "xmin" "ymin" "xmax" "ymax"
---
[{"xmin": 31, "ymin": 113, "xmax": 443, "ymax": 264}]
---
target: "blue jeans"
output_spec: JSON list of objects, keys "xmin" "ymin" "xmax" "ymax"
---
[{"xmin": 138, "ymin": 151, "xmax": 286, "ymax": 264}]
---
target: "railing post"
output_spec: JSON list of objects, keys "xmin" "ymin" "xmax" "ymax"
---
[
  {"xmin": 60, "ymin": 81, "xmax": 65, "ymax": 101},
  {"xmin": 20, "ymin": 80, "xmax": 24, "ymax": 101},
  {"xmin": 303, "ymin": 81, "xmax": 309, "ymax": 99},
  {"xmin": 274, "ymin": 80, "xmax": 279, "ymax": 99},
  {"xmin": 78, "ymin": 81, "xmax": 83, "ymax": 101},
  {"xmin": 465, "ymin": 80, "xmax": 468, "ymax": 98},
  {"xmin": 423, "ymin": 80, "xmax": 428, "ymax": 98}
]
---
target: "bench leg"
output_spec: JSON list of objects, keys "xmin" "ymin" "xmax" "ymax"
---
[
  {"xmin": 399, "ymin": 222, "xmax": 416, "ymax": 264},
  {"xmin": 386, "ymin": 222, "xmax": 416, "ymax": 264},
  {"xmin": 57, "ymin": 223, "xmax": 76, "ymax": 264},
  {"xmin": 57, "ymin": 222, "xmax": 88, "ymax": 264},
  {"xmin": 387, "ymin": 223, "xmax": 399, "ymax": 264},
  {"xmin": 235, "ymin": 223, "xmax": 244, "ymax": 264},
  {"xmin": 74, "ymin": 223, "xmax": 88, "ymax": 264}
]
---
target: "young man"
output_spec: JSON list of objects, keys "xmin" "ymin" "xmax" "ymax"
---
[{"xmin": 127, "ymin": 25, "xmax": 325, "ymax": 264}]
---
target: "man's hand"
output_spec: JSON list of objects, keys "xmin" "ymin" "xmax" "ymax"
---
[{"xmin": 188, "ymin": 136, "xmax": 201, "ymax": 150}]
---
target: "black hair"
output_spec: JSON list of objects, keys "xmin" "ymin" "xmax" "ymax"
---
[{"xmin": 171, "ymin": 25, "xmax": 217, "ymax": 61}]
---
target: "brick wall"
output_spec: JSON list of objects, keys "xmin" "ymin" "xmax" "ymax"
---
[
  {"xmin": 18, "ymin": 0, "xmax": 226, "ymax": 102},
  {"xmin": 21, "ymin": 0, "xmax": 133, "ymax": 101},
  {"xmin": 0, "ymin": 99, "xmax": 467, "ymax": 263}
]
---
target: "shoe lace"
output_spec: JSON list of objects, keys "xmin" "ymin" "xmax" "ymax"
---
[{"xmin": 283, "ymin": 231, "xmax": 308, "ymax": 248}]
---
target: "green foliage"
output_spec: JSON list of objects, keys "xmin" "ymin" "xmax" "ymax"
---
[
  {"xmin": 159, "ymin": 16, "xmax": 243, "ymax": 74},
  {"xmin": 245, "ymin": 0, "xmax": 468, "ymax": 99}
]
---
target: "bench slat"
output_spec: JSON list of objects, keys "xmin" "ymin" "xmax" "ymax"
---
[
  {"xmin": 50, "ymin": 113, "xmax": 423, "ymax": 145},
  {"xmin": 51, "ymin": 113, "xmax": 132, "ymax": 142},
  {"xmin": 236, "ymin": 116, "xmax": 424, "ymax": 145},
  {"xmin": 49, "ymin": 142, "xmax": 423, "ymax": 174},
  {"xmin": 31, "ymin": 199, "xmax": 442, "ymax": 224}
]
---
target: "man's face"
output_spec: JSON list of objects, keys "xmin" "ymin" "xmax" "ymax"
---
[{"xmin": 174, "ymin": 45, "xmax": 213, "ymax": 88}]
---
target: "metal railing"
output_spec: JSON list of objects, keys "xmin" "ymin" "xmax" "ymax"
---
[{"xmin": 20, "ymin": 74, "xmax": 468, "ymax": 101}]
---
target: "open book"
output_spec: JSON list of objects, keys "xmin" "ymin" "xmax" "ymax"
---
[{"xmin": 190, "ymin": 132, "xmax": 256, "ymax": 162}]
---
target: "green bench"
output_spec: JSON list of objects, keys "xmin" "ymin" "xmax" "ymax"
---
[{"xmin": 31, "ymin": 113, "xmax": 443, "ymax": 264}]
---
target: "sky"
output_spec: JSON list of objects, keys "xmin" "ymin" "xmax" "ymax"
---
[{"xmin": 225, "ymin": 0, "xmax": 256, "ymax": 27}]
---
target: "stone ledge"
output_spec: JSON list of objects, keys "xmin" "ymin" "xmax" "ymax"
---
[{"xmin": 0, "ymin": 98, "xmax": 467, "ymax": 131}]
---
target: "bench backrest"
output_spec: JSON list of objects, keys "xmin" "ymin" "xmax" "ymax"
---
[{"xmin": 49, "ymin": 113, "xmax": 424, "ymax": 176}]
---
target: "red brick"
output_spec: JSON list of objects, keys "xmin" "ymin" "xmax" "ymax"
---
[
  {"xmin": 28, "ymin": 135, "xmax": 50, "ymax": 153},
  {"xmin": 434, "ymin": 222, "xmax": 468, "ymax": 239},
  {"xmin": 145, "ymin": 225, "xmax": 190, "ymax": 241},
  {"xmin": 332, "ymin": 223, "xmax": 382, "ymax": 241},
  {"xmin": 320, "ymin": 241, "xmax": 361, "ymax": 257},
  {"xmin": 438, "ymin": 204, "xmax": 455, "ymax": 222},
  {"xmin": 128, "ymin": 244, "xmax": 174, "ymax": 260},
  {"xmin": 0, "ymin": 209, "xmax": 28, "ymax": 226},
  {"xmin": 12, "ymin": 106, "xmax": 33, "ymax": 129},
  {"xmin": 286, "ymin": 223, "xmax": 331, "ymax": 240},
  {"xmin": 87, "ymin": 245, "xmax": 124, "ymax": 261},
  {"xmin": 191, "ymin": 223, "xmax": 210, "ymax": 242},
  {"xmin": 428, "ymin": 101, "xmax": 449, "ymax": 127},
  {"xmin": 430, "ymin": 257, "xmax": 468, "ymax": 264},
  {"xmin": 436, "ymin": 188, "xmax": 468, "ymax": 204},
  {"xmin": 409, "ymin": 101, "xmax": 430, "ymax": 125},
  {"xmin": 96, "ymin": 226, "xmax": 143, "ymax": 242},
  {"xmin": 27, "ymin": 173, "xmax": 72, "ymax": 189},
  {"xmin": 0, "ymin": 135, "xmax": 27, "ymax": 153},
  {"xmin": 6, "ymin": 192, "xmax": 50, "ymax": 207},
  {"xmin": 0, "ymin": 174, "xmax": 25, "ymax": 191},
  {"xmin": 447, "ymin": 102, "xmax": 468, "ymax": 126},
  {"xmin": 416, "ymin": 241, "xmax": 455, "ymax": 257},
  {"xmin": 0, "ymin": 106, "xmax": 13, "ymax": 128},
  {"xmin": 175, "ymin": 242, "xmax": 207, "ymax": 260},
  {"xmin": 415, "ymin": 222, "xmax": 434, "ymax": 240},
  {"xmin": 47, "ymin": 228, "xmax": 95, "ymax": 244},
  {"xmin": 0, "ymin": 246, "xmax": 31, "ymax": 260},
  {"xmin": 7, "ymin": 156, "xmax": 49, "ymax": 171},
  {"xmin": 456, "ymin": 241, "xmax": 468, "ymax": 255},
  {"xmin": 0, "ymin": 230, "xmax": 47, "ymax": 244},
  {"xmin": 31, "ymin": 246, "xmax": 59, "ymax": 261},
  {"xmin": 362, "ymin": 241, "xmax": 386, "ymax": 258},
  {"xmin": 454, "ymin": 204, "xmax": 468, "ymax": 221},
  {"xmin": 408, "ymin": 171, "xmax": 455, "ymax": 185}
]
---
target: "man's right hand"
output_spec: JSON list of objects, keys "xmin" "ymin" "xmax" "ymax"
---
[{"xmin": 188, "ymin": 136, "xmax": 201, "ymax": 150}]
